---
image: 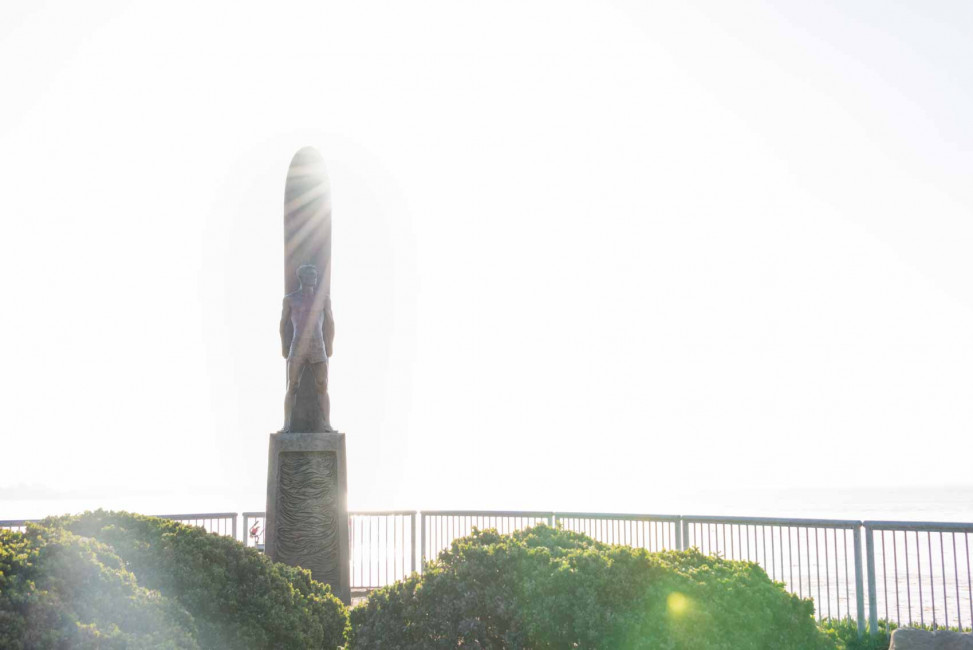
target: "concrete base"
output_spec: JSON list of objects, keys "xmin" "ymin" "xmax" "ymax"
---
[{"xmin": 265, "ymin": 431, "xmax": 350, "ymax": 605}]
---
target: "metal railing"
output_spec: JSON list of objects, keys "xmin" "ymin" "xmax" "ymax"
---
[
  {"xmin": 408, "ymin": 511, "xmax": 973, "ymax": 638},
  {"xmin": 681, "ymin": 515, "xmax": 866, "ymax": 635},
  {"xmin": 5, "ymin": 509, "xmax": 973, "ymax": 637},
  {"xmin": 556, "ymin": 512, "xmax": 682, "ymax": 551},
  {"xmin": 865, "ymin": 521, "xmax": 973, "ymax": 633},
  {"xmin": 0, "ymin": 513, "xmax": 238, "ymax": 538},
  {"xmin": 156, "ymin": 512, "xmax": 238, "ymax": 540},
  {"xmin": 0, "ymin": 520, "xmax": 30, "ymax": 534},
  {"xmin": 420, "ymin": 510, "xmax": 553, "ymax": 564},
  {"xmin": 350, "ymin": 511, "xmax": 417, "ymax": 589},
  {"xmin": 242, "ymin": 510, "xmax": 417, "ymax": 590}
]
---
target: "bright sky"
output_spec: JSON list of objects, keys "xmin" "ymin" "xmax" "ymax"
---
[{"xmin": 2, "ymin": 1, "xmax": 972, "ymax": 520}]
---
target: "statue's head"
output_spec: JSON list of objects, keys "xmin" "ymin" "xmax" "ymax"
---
[{"xmin": 297, "ymin": 264, "xmax": 318, "ymax": 288}]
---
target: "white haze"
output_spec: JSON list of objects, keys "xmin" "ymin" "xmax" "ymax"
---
[{"xmin": 1, "ymin": 1, "xmax": 972, "ymax": 519}]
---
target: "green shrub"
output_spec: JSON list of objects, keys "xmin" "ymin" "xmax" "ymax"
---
[
  {"xmin": 349, "ymin": 524, "xmax": 835, "ymax": 649},
  {"xmin": 819, "ymin": 618, "xmax": 892, "ymax": 650},
  {"xmin": 820, "ymin": 617, "xmax": 973, "ymax": 650},
  {"xmin": 43, "ymin": 510, "xmax": 349, "ymax": 649},
  {"xmin": 0, "ymin": 525, "xmax": 198, "ymax": 649}
]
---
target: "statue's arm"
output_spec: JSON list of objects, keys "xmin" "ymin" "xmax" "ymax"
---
[
  {"xmin": 280, "ymin": 297, "xmax": 293, "ymax": 358},
  {"xmin": 324, "ymin": 295, "xmax": 335, "ymax": 358}
]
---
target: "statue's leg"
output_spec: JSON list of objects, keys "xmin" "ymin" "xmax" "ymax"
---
[
  {"xmin": 282, "ymin": 359, "xmax": 303, "ymax": 432},
  {"xmin": 311, "ymin": 361, "xmax": 331, "ymax": 430}
]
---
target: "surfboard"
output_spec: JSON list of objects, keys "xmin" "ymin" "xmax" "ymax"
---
[{"xmin": 284, "ymin": 146, "xmax": 331, "ymax": 297}]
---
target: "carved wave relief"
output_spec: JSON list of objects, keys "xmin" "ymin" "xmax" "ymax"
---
[{"xmin": 275, "ymin": 451, "xmax": 339, "ymax": 585}]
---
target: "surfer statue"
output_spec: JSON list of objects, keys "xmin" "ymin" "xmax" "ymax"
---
[{"xmin": 280, "ymin": 263, "xmax": 335, "ymax": 432}]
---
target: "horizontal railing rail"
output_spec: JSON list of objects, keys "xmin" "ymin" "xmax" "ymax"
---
[
  {"xmin": 1, "ymin": 513, "xmax": 240, "ymax": 541},
  {"xmin": 867, "ymin": 521, "xmax": 973, "ymax": 533},
  {"xmin": 156, "ymin": 512, "xmax": 238, "ymax": 540},
  {"xmin": 154, "ymin": 511, "xmax": 239, "ymax": 519},
  {"xmin": 554, "ymin": 512, "xmax": 682, "ymax": 552},
  {"xmin": 555, "ymin": 511, "xmax": 681, "ymax": 521},
  {"xmin": 6, "ymin": 509, "xmax": 973, "ymax": 638},
  {"xmin": 681, "ymin": 514, "xmax": 862, "ymax": 528}
]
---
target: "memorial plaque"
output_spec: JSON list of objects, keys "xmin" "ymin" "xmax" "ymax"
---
[{"xmin": 275, "ymin": 451, "xmax": 340, "ymax": 584}]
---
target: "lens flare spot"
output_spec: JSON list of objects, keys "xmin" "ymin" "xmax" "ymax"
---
[{"xmin": 667, "ymin": 591, "xmax": 689, "ymax": 617}]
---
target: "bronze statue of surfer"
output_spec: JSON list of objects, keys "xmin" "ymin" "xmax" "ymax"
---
[{"xmin": 280, "ymin": 263, "xmax": 334, "ymax": 432}]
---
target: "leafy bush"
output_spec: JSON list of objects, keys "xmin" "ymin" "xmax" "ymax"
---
[
  {"xmin": 349, "ymin": 524, "xmax": 835, "ymax": 649},
  {"xmin": 820, "ymin": 618, "xmax": 893, "ymax": 650},
  {"xmin": 1, "ymin": 511, "xmax": 348, "ymax": 649},
  {"xmin": 0, "ymin": 525, "xmax": 198, "ymax": 649}
]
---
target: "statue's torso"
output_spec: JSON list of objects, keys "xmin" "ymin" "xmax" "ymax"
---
[{"xmin": 287, "ymin": 291, "xmax": 328, "ymax": 363}]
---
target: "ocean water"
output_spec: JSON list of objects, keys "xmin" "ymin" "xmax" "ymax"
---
[
  {"xmin": 4, "ymin": 484, "xmax": 973, "ymax": 524},
  {"xmin": 641, "ymin": 484, "xmax": 973, "ymax": 524}
]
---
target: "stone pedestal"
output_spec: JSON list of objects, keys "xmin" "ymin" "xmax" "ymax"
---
[
  {"xmin": 265, "ymin": 431, "xmax": 350, "ymax": 604},
  {"xmin": 890, "ymin": 629, "xmax": 973, "ymax": 650}
]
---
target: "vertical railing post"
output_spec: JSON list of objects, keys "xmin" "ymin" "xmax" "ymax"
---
[
  {"xmin": 420, "ymin": 512, "xmax": 427, "ymax": 571},
  {"xmin": 854, "ymin": 525, "xmax": 866, "ymax": 639},
  {"xmin": 549, "ymin": 512, "xmax": 556, "ymax": 528},
  {"xmin": 675, "ymin": 518, "xmax": 683, "ymax": 551},
  {"xmin": 865, "ymin": 525, "xmax": 878, "ymax": 638},
  {"xmin": 232, "ymin": 514, "xmax": 238, "ymax": 542},
  {"xmin": 410, "ymin": 512, "xmax": 417, "ymax": 574},
  {"xmin": 242, "ymin": 515, "xmax": 250, "ymax": 546},
  {"xmin": 680, "ymin": 518, "xmax": 689, "ymax": 551}
]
